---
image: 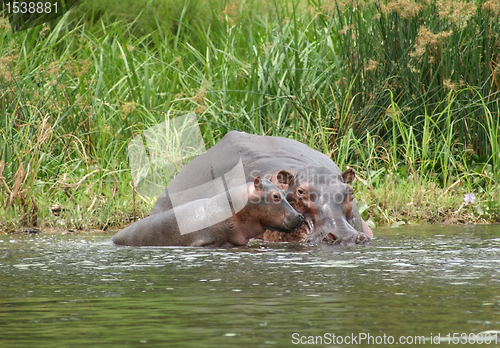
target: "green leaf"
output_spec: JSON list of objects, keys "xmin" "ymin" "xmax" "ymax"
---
[{"xmin": 475, "ymin": 204, "xmax": 486, "ymax": 216}]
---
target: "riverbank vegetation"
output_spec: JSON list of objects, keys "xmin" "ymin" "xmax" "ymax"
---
[{"xmin": 1, "ymin": 0, "xmax": 499, "ymax": 233}]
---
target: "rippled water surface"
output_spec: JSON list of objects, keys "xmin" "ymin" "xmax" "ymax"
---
[{"xmin": 1, "ymin": 225, "xmax": 500, "ymax": 347}]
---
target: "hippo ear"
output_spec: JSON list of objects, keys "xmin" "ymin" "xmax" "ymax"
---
[
  {"xmin": 346, "ymin": 184, "xmax": 354, "ymax": 200},
  {"xmin": 276, "ymin": 170, "xmax": 295, "ymax": 186},
  {"xmin": 341, "ymin": 168, "xmax": 356, "ymax": 183},
  {"xmin": 254, "ymin": 176, "xmax": 263, "ymax": 190}
]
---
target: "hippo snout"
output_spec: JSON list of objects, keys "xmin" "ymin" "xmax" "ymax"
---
[
  {"xmin": 286, "ymin": 212, "xmax": 304, "ymax": 230},
  {"xmin": 306, "ymin": 231, "xmax": 371, "ymax": 245},
  {"xmin": 297, "ymin": 213, "xmax": 305, "ymax": 225},
  {"xmin": 323, "ymin": 231, "xmax": 371, "ymax": 245}
]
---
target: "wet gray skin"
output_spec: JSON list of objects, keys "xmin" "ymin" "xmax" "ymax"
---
[
  {"xmin": 282, "ymin": 169, "xmax": 369, "ymax": 245},
  {"xmin": 303, "ymin": 195, "xmax": 368, "ymax": 245}
]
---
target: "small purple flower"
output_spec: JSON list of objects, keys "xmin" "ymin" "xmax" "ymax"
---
[{"xmin": 463, "ymin": 192, "xmax": 475, "ymax": 205}]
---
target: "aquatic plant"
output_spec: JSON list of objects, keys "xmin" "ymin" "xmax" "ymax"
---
[{"xmin": 463, "ymin": 193, "xmax": 475, "ymax": 205}]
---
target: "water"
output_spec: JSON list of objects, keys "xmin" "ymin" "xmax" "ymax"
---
[{"xmin": 1, "ymin": 225, "xmax": 500, "ymax": 347}]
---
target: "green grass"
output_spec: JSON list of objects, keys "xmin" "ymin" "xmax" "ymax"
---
[{"xmin": 0, "ymin": 0, "xmax": 499, "ymax": 232}]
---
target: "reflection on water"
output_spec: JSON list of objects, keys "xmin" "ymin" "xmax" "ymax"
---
[{"xmin": 1, "ymin": 225, "xmax": 500, "ymax": 347}]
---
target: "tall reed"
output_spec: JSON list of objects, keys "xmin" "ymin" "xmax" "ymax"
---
[{"xmin": 0, "ymin": 0, "xmax": 498, "ymax": 228}]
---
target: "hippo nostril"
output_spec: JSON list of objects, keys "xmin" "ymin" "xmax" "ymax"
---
[
  {"xmin": 327, "ymin": 233, "xmax": 338, "ymax": 242},
  {"xmin": 320, "ymin": 232, "xmax": 341, "ymax": 245},
  {"xmin": 355, "ymin": 233, "xmax": 370, "ymax": 244}
]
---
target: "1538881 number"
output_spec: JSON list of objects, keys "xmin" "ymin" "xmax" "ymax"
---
[{"xmin": 5, "ymin": 2, "xmax": 58, "ymax": 14}]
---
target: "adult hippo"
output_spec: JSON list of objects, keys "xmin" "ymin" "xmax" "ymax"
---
[{"xmin": 150, "ymin": 131, "xmax": 372, "ymax": 245}]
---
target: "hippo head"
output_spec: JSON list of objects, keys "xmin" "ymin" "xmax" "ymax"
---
[
  {"xmin": 248, "ymin": 176, "xmax": 304, "ymax": 233},
  {"xmin": 273, "ymin": 167, "xmax": 370, "ymax": 245}
]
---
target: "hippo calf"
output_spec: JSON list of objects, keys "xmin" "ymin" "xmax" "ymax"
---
[{"xmin": 112, "ymin": 177, "xmax": 304, "ymax": 247}]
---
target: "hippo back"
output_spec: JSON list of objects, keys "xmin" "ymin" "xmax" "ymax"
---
[{"xmin": 151, "ymin": 131, "xmax": 343, "ymax": 215}]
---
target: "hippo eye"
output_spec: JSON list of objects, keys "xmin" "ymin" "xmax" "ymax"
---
[
  {"xmin": 272, "ymin": 193, "xmax": 280, "ymax": 201},
  {"xmin": 334, "ymin": 193, "xmax": 344, "ymax": 204},
  {"xmin": 297, "ymin": 188, "xmax": 304, "ymax": 195}
]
